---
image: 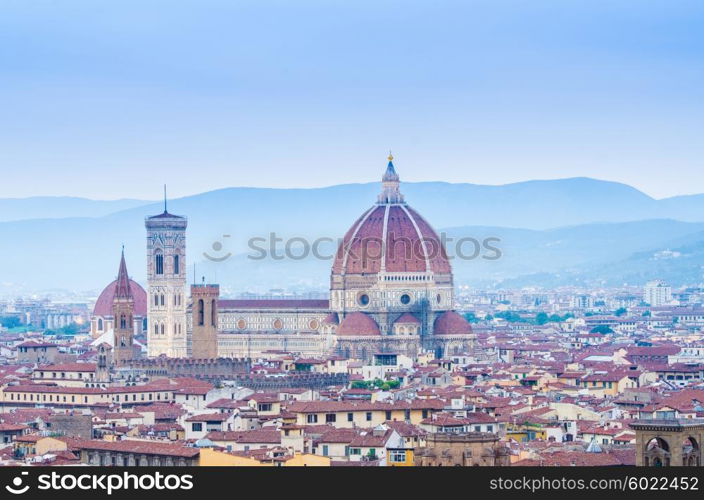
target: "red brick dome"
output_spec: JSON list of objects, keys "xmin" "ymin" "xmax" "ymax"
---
[
  {"xmin": 93, "ymin": 279, "xmax": 147, "ymax": 317},
  {"xmin": 394, "ymin": 312, "xmax": 420, "ymax": 325},
  {"xmin": 433, "ymin": 311, "xmax": 473, "ymax": 335},
  {"xmin": 332, "ymin": 204, "xmax": 451, "ymax": 276},
  {"xmin": 322, "ymin": 312, "xmax": 339, "ymax": 325},
  {"xmin": 336, "ymin": 312, "xmax": 381, "ymax": 336},
  {"xmin": 332, "ymin": 157, "xmax": 451, "ymax": 278}
]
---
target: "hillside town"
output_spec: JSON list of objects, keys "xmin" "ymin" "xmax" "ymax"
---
[{"xmin": 1, "ymin": 278, "xmax": 704, "ymax": 467}]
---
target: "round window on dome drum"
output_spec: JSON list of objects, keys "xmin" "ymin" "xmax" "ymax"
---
[
  {"xmin": 400, "ymin": 294, "xmax": 411, "ymax": 305},
  {"xmin": 358, "ymin": 293, "xmax": 370, "ymax": 306}
]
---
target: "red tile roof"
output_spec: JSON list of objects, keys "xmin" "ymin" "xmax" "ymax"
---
[
  {"xmin": 185, "ymin": 412, "xmax": 232, "ymax": 422},
  {"xmin": 36, "ymin": 363, "xmax": 96, "ymax": 372},
  {"xmin": 206, "ymin": 430, "xmax": 281, "ymax": 444},
  {"xmin": 17, "ymin": 341, "xmax": 57, "ymax": 348},
  {"xmin": 73, "ymin": 439, "xmax": 199, "ymax": 458}
]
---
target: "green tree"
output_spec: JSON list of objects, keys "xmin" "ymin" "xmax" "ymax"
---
[
  {"xmin": 494, "ymin": 311, "xmax": 527, "ymax": 323},
  {"xmin": 535, "ymin": 312, "xmax": 549, "ymax": 325},
  {"xmin": 0, "ymin": 316, "xmax": 21, "ymax": 328},
  {"xmin": 350, "ymin": 381, "xmax": 369, "ymax": 389},
  {"xmin": 614, "ymin": 307, "xmax": 627, "ymax": 316},
  {"xmin": 464, "ymin": 312, "xmax": 479, "ymax": 323},
  {"xmin": 591, "ymin": 325, "xmax": 614, "ymax": 334}
]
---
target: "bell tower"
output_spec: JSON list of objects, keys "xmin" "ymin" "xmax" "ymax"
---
[
  {"xmin": 112, "ymin": 248, "xmax": 135, "ymax": 366},
  {"xmin": 190, "ymin": 283, "xmax": 220, "ymax": 359},
  {"xmin": 145, "ymin": 189, "xmax": 188, "ymax": 358}
]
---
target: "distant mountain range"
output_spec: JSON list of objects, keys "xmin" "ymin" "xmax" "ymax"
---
[
  {"xmin": 5, "ymin": 178, "xmax": 704, "ymax": 228},
  {"xmin": 0, "ymin": 197, "xmax": 151, "ymax": 222},
  {"xmin": 1, "ymin": 177, "xmax": 704, "ymax": 294}
]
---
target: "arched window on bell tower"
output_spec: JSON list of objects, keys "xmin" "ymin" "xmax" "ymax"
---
[
  {"xmin": 120, "ymin": 314, "xmax": 126, "ymax": 329},
  {"xmin": 174, "ymin": 254, "xmax": 180, "ymax": 275},
  {"xmin": 211, "ymin": 299, "xmax": 216, "ymax": 326},
  {"xmin": 198, "ymin": 299, "xmax": 205, "ymax": 326},
  {"xmin": 155, "ymin": 253, "xmax": 164, "ymax": 275}
]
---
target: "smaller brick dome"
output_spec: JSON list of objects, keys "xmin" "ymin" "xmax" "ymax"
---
[
  {"xmin": 93, "ymin": 279, "xmax": 147, "ymax": 317},
  {"xmin": 336, "ymin": 312, "xmax": 381, "ymax": 336},
  {"xmin": 433, "ymin": 311, "xmax": 473, "ymax": 335},
  {"xmin": 394, "ymin": 312, "xmax": 420, "ymax": 325},
  {"xmin": 322, "ymin": 312, "xmax": 340, "ymax": 325}
]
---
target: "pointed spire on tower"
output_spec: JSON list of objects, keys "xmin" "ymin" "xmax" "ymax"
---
[
  {"xmin": 163, "ymin": 184, "xmax": 168, "ymax": 214},
  {"xmin": 114, "ymin": 247, "xmax": 133, "ymax": 300}
]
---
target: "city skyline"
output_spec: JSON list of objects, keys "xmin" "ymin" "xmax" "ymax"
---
[{"xmin": 1, "ymin": 1, "xmax": 704, "ymax": 474}]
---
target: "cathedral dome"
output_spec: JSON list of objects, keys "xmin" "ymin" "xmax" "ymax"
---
[
  {"xmin": 332, "ymin": 157, "xmax": 451, "ymax": 279},
  {"xmin": 433, "ymin": 311, "xmax": 473, "ymax": 335},
  {"xmin": 93, "ymin": 279, "xmax": 147, "ymax": 317},
  {"xmin": 332, "ymin": 204, "xmax": 451, "ymax": 276},
  {"xmin": 336, "ymin": 312, "xmax": 381, "ymax": 336}
]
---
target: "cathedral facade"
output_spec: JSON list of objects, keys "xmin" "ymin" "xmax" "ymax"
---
[{"xmin": 91, "ymin": 156, "xmax": 474, "ymax": 362}]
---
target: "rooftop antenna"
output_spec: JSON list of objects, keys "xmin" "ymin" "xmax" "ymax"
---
[{"xmin": 163, "ymin": 184, "xmax": 168, "ymax": 213}]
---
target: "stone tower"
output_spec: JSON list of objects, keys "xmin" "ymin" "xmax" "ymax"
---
[
  {"xmin": 96, "ymin": 342, "xmax": 112, "ymax": 383},
  {"xmin": 190, "ymin": 284, "xmax": 220, "ymax": 359},
  {"xmin": 112, "ymin": 249, "xmax": 135, "ymax": 366},
  {"xmin": 145, "ymin": 195, "xmax": 188, "ymax": 358}
]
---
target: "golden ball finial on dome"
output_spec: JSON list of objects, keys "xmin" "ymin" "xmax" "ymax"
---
[{"xmin": 388, "ymin": 151, "xmax": 394, "ymax": 162}]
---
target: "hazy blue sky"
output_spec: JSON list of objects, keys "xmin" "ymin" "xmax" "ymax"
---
[{"xmin": 0, "ymin": 0, "xmax": 702, "ymax": 200}]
